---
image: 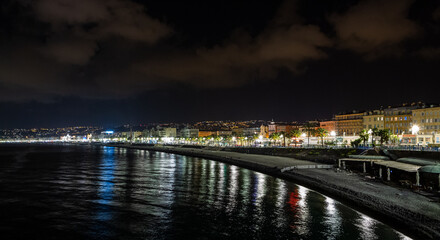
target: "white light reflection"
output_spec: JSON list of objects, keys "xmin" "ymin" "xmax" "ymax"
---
[
  {"xmin": 254, "ymin": 172, "xmax": 266, "ymax": 206},
  {"xmin": 206, "ymin": 161, "xmax": 216, "ymax": 205},
  {"xmin": 251, "ymin": 172, "xmax": 266, "ymax": 229},
  {"xmin": 226, "ymin": 165, "xmax": 239, "ymax": 214},
  {"xmin": 324, "ymin": 196, "xmax": 341, "ymax": 239},
  {"xmin": 217, "ymin": 163, "xmax": 225, "ymax": 204},
  {"xmin": 240, "ymin": 169, "xmax": 251, "ymax": 206},
  {"xmin": 296, "ymin": 185, "xmax": 310, "ymax": 235},
  {"xmin": 276, "ymin": 179, "xmax": 287, "ymax": 208},
  {"xmin": 155, "ymin": 153, "xmax": 176, "ymax": 210},
  {"xmin": 357, "ymin": 214, "xmax": 377, "ymax": 240},
  {"xmin": 275, "ymin": 179, "xmax": 287, "ymax": 228},
  {"xmin": 200, "ymin": 159, "xmax": 207, "ymax": 197}
]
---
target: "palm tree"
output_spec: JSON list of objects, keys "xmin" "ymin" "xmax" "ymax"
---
[
  {"xmin": 302, "ymin": 123, "xmax": 315, "ymax": 146},
  {"xmin": 390, "ymin": 135, "xmax": 400, "ymax": 145},
  {"xmin": 290, "ymin": 128, "xmax": 301, "ymax": 147},
  {"xmin": 359, "ymin": 129, "xmax": 369, "ymax": 146},
  {"xmin": 252, "ymin": 134, "xmax": 260, "ymax": 146},
  {"xmin": 224, "ymin": 135, "xmax": 232, "ymax": 146},
  {"xmin": 378, "ymin": 129, "xmax": 391, "ymax": 145},
  {"xmin": 269, "ymin": 132, "xmax": 281, "ymax": 146},
  {"xmin": 315, "ymin": 128, "xmax": 328, "ymax": 146},
  {"xmin": 279, "ymin": 131, "xmax": 287, "ymax": 146},
  {"xmin": 371, "ymin": 128, "xmax": 379, "ymax": 146}
]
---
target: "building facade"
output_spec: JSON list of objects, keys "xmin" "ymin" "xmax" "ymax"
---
[
  {"xmin": 334, "ymin": 112, "xmax": 364, "ymax": 136},
  {"xmin": 319, "ymin": 120, "xmax": 336, "ymax": 133},
  {"xmin": 384, "ymin": 106, "xmax": 415, "ymax": 135},
  {"xmin": 412, "ymin": 106, "xmax": 440, "ymax": 135},
  {"xmin": 232, "ymin": 127, "xmax": 260, "ymax": 137},
  {"xmin": 363, "ymin": 110, "xmax": 384, "ymax": 130},
  {"xmin": 268, "ymin": 121, "xmax": 299, "ymax": 135},
  {"xmin": 179, "ymin": 128, "xmax": 199, "ymax": 138}
]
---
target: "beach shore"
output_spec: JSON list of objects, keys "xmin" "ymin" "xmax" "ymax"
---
[{"xmin": 110, "ymin": 144, "xmax": 440, "ymax": 239}]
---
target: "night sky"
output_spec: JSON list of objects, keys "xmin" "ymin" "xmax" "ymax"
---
[{"xmin": 1, "ymin": 0, "xmax": 439, "ymax": 128}]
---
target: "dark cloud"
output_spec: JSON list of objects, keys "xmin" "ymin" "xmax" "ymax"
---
[
  {"xmin": 415, "ymin": 47, "xmax": 440, "ymax": 58},
  {"xmin": 0, "ymin": 0, "xmax": 172, "ymax": 101},
  {"xmin": 330, "ymin": 0, "xmax": 420, "ymax": 59},
  {"xmin": 0, "ymin": 0, "xmax": 331, "ymax": 100},
  {"xmin": 434, "ymin": 7, "xmax": 440, "ymax": 21},
  {"xmin": 41, "ymin": 37, "xmax": 98, "ymax": 65},
  {"xmin": 136, "ymin": 2, "xmax": 331, "ymax": 87},
  {"xmin": 0, "ymin": 0, "xmax": 437, "ymax": 104},
  {"xmin": 29, "ymin": 0, "xmax": 172, "ymax": 43}
]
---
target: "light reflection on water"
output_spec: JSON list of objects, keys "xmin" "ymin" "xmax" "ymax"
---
[
  {"xmin": 324, "ymin": 196, "xmax": 342, "ymax": 239},
  {"xmin": 96, "ymin": 146, "xmax": 115, "ymax": 221},
  {"xmin": 0, "ymin": 145, "xmax": 413, "ymax": 240}
]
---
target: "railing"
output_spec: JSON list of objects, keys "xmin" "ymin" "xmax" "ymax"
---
[
  {"xmin": 2, "ymin": 138, "xmax": 440, "ymax": 152},
  {"xmin": 383, "ymin": 145, "xmax": 440, "ymax": 152}
]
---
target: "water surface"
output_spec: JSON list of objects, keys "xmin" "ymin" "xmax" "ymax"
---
[{"xmin": 0, "ymin": 144, "xmax": 411, "ymax": 239}]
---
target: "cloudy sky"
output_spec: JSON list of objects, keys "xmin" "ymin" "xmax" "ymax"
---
[{"xmin": 1, "ymin": 0, "xmax": 439, "ymax": 128}]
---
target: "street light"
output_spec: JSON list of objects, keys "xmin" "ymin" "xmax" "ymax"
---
[
  {"xmin": 411, "ymin": 125, "xmax": 419, "ymax": 134},
  {"xmin": 368, "ymin": 129, "xmax": 373, "ymax": 146},
  {"xmin": 412, "ymin": 125, "xmax": 419, "ymax": 145},
  {"xmin": 330, "ymin": 131, "xmax": 336, "ymax": 145}
]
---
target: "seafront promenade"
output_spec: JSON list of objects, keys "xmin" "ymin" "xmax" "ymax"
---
[{"xmin": 109, "ymin": 144, "xmax": 440, "ymax": 239}]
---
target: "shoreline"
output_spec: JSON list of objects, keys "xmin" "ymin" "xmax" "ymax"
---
[{"xmin": 107, "ymin": 143, "xmax": 440, "ymax": 240}]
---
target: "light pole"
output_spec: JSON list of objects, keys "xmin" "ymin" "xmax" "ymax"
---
[
  {"xmin": 368, "ymin": 129, "xmax": 373, "ymax": 147},
  {"xmin": 330, "ymin": 131, "xmax": 336, "ymax": 145},
  {"xmin": 301, "ymin": 133, "xmax": 306, "ymax": 147},
  {"xmin": 411, "ymin": 125, "xmax": 419, "ymax": 146}
]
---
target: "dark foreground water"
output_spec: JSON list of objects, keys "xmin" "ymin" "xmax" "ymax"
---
[{"xmin": 0, "ymin": 144, "xmax": 411, "ymax": 240}]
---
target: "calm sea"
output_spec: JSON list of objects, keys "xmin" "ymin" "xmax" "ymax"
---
[{"xmin": 0, "ymin": 144, "xmax": 411, "ymax": 239}]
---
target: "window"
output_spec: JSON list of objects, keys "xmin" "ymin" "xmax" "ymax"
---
[{"xmin": 404, "ymin": 116, "xmax": 407, "ymax": 121}]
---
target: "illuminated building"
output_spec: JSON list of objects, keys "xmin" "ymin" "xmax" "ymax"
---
[
  {"xmin": 334, "ymin": 111, "xmax": 364, "ymax": 136},
  {"xmin": 363, "ymin": 110, "xmax": 384, "ymax": 130}
]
